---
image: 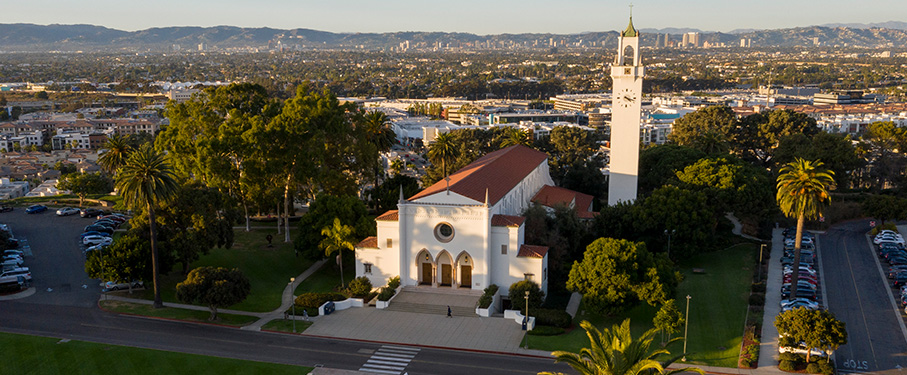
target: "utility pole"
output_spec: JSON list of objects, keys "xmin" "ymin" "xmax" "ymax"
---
[{"xmin": 683, "ymin": 295, "xmax": 691, "ymax": 362}]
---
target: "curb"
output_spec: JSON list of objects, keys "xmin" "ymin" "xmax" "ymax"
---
[
  {"xmin": 97, "ymin": 300, "xmax": 248, "ymax": 330},
  {"xmin": 297, "ymin": 332, "xmax": 554, "ymax": 360}
]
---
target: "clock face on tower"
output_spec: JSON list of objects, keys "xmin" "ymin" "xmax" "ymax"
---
[{"xmin": 618, "ymin": 88, "xmax": 637, "ymax": 108}]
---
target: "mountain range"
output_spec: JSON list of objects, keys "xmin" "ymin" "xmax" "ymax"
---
[{"xmin": 1, "ymin": 23, "xmax": 906, "ymax": 52}]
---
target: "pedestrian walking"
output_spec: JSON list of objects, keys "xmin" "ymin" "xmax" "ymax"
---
[
  {"xmin": 447, "ymin": 305, "xmax": 452, "ymax": 318},
  {"xmin": 303, "ymin": 309, "xmax": 309, "ymax": 321}
]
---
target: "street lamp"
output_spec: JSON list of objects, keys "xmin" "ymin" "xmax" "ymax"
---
[
  {"xmin": 758, "ymin": 244, "xmax": 766, "ymax": 282},
  {"xmin": 664, "ymin": 229, "xmax": 676, "ymax": 259},
  {"xmin": 524, "ymin": 290, "xmax": 530, "ymax": 349},
  {"xmin": 683, "ymin": 295, "xmax": 691, "ymax": 362},
  {"xmin": 289, "ymin": 277, "xmax": 296, "ymax": 333}
]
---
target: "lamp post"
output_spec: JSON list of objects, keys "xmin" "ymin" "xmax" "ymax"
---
[
  {"xmin": 289, "ymin": 277, "xmax": 296, "ymax": 333},
  {"xmin": 758, "ymin": 244, "xmax": 766, "ymax": 282},
  {"xmin": 664, "ymin": 229, "xmax": 676, "ymax": 259},
  {"xmin": 524, "ymin": 290, "xmax": 530, "ymax": 349},
  {"xmin": 683, "ymin": 295, "xmax": 691, "ymax": 362}
]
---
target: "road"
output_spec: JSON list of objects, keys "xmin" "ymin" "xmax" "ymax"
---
[
  {"xmin": 0, "ymin": 208, "xmax": 569, "ymax": 374},
  {"xmin": 819, "ymin": 220, "xmax": 907, "ymax": 373}
]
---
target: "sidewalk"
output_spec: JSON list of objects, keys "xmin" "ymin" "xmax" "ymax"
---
[{"xmin": 757, "ymin": 227, "xmax": 783, "ymax": 369}]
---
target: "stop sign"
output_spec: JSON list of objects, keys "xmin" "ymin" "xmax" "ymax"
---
[{"xmin": 870, "ymin": 220, "xmax": 877, "ymax": 228}]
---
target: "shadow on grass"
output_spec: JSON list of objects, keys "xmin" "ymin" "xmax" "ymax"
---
[{"xmin": 99, "ymin": 300, "xmax": 259, "ymax": 326}]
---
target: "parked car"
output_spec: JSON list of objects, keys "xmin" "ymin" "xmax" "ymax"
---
[
  {"xmin": 80, "ymin": 208, "xmax": 103, "ymax": 218},
  {"xmin": 102, "ymin": 280, "xmax": 143, "ymax": 292},
  {"xmin": 2, "ymin": 250, "xmax": 24, "ymax": 258},
  {"xmin": 83, "ymin": 226, "xmax": 113, "ymax": 235},
  {"xmin": 83, "ymin": 244, "xmax": 108, "ymax": 254},
  {"xmin": 98, "ymin": 215, "xmax": 127, "ymax": 224},
  {"xmin": 0, "ymin": 205, "xmax": 13, "ymax": 213},
  {"xmin": 875, "ymin": 235, "xmax": 906, "ymax": 245},
  {"xmin": 81, "ymin": 231, "xmax": 111, "ymax": 238},
  {"xmin": 56, "ymin": 207, "xmax": 81, "ymax": 216},
  {"xmin": 93, "ymin": 219, "xmax": 119, "ymax": 228},
  {"xmin": 781, "ymin": 287, "xmax": 817, "ymax": 300},
  {"xmin": 82, "ymin": 235, "xmax": 113, "ymax": 247},
  {"xmin": 893, "ymin": 274, "xmax": 907, "ymax": 288},
  {"xmin": 0, "ymin": 267, "xmax": 32, "ymax": 282},
  {"xmin": 781, "ymin": 298, "xmax": 820, "ymax": 309},
  {"xmin": 1, "ymin": 259, "xmax": 24, "ymax": 269},
  {"xmin": 25, "ymin": 205, "xmax": 47, "ymax": 214}
]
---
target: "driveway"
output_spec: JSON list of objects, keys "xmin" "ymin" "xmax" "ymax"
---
[
  {"xmin": 820, "ymin": 220, "xmax": 907, "ymax": 373},
  {"xmin": 2, "ymin": 207, "xmax": 101, "ymax": 307}
]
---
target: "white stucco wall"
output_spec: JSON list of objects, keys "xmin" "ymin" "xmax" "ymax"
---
[{"xmin": 490, "ymin": 162, "xmax": 555, "ymax": 216}]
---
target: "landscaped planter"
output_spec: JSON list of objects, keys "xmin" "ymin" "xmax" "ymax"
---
[
  {"xmin": 318, "ymin": 298, "xmax": 364, "ymax": 315},
  {"xmin": 504, "ymin": 309, "xmax": 536, "ymax": 330},
  {"xmin": 375, "ymin": 286, "xmax": 403, "ymax": 310}
]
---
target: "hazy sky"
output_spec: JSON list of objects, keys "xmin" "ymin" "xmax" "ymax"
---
[{"xmin": 8, "ymin": 0, "xmax": 907, "ymax": 34}]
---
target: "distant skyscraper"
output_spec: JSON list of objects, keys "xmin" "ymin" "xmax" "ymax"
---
[{"xmin": 681, "ymin": 33, "xmax": 690, "ymax": 47}]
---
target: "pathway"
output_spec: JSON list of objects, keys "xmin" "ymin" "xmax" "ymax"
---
[
  {"xmin": 757, "ymin": 228, "xmax": 783, "ymax": 369},
  {"xmin": 726, "ymin": 213, "xmax": 765, "ymax": 242}
]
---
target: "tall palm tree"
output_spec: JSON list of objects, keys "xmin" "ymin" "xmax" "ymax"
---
[
  {"xmin": 320, "ymin": 217, "xmax": 356, "ymax": 289},
  {"xmin": 363, "ymin": 110, "xmax": 396, "ymax": 207},
  {"xmin": 427, "ymin": 132, "xmax": 459, "ymax": 178},
  {"xmin": 502, "ymin": 127, "xmax": 532, "ymax": 147},
  {"xmin": 776, "ymin": 158, "xmax": 834, "ymax": 299},
  {"xmin": 540, "ymin": 319, "xmax": 704, "ymax": 375},
  {"xmin": 116, "ymin": 144, "xmax": 179, "ymax": 308},
  {"xmin": 98, "ymin": 135, "xmax": 134, "ymax": 175}
]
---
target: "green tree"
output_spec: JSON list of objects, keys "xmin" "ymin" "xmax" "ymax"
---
[
  {"xmin": 427, "ymin": 131, "xmax": 459, "ymax": 178},
  {"xmin": 116, "ymin": 144, "xmax": 180, "ymax": 308},
  {"xmin": 776, "ymin": 158, "xmax": 834, "ymax": 298},
  {"xmin": 633, "ymin": 186, "xmax": 715, "ymax": 260},
  {"xmin": 775, "ymin": 308, "xmax": 847, "ymax": 363},
  {"xmin": 155, "ymin": 182, "xmax": 237, "ymax": 274},
  {"xmin": 84, "ymin": 234, "xmax": 151, "ymax": 294},
  {"xmin": 508, "ymin": 280, "xmax": 545, "ymax": 312},
  {"xmin": 390, "ymin": 158, "xmax": 405, "ymax": 176},
  {"xmin": 668, "ymin": 106, "xmax": 738, "ymax": 155},
  {"xmin": 295, "ymin": 194, "xmax": 372, "ymax": 260},
  {"xmin": 774, "ymin": 132, "xmax": 860, "ymax": 189},
  {"xmin": 56, "ymin": 172, "xmax": 113, "ymax": 207},
  {"xmin": 859, "ymin": 121, "xmax": 907, "ymax": 190},
  {"xmin": 675, "ymin": 156, "xmax": 773, "ymax": 222},
  {"xmin": 653, "ymin": 299, "xmax": 684, "ymax": 344},
  {"xmin": 320, "ymin": 218, "xmax": 356, "ymax": 289},
  {"xmin": 98, "ymin": 135, "xmax": 134, "ymax": 175},
  {"xmin": 176, "ymin": 267, "xmax": 251, "ymax": 321},
  {"xmin": 736, "ymin": 109, "xmax": 819, "ymax": 167},
  {"xmin": 539, "ymin": 319, "xmax": 704, "ymax": 375},
  {"xmin": 362, "ymin": 109, "xmax": 396, "ymax": 189},
  {"xmin": 567, "ymin": 238, "xmax": 677, "ymax": 315},
  {"xmin": 638, "ymin": 144, "xmax": 705, "ymax": 195},
  {"xmin": 366, "ymin": 174, "xmax": 421, "ymax": 214},
  {"xmin": 863, "ymin": 194, "xmax": 905, "ymax": 225},
  {"xmin": 501, "ymin": 127, "xmax": 532, "ymax": 147},
  {"xmin": 34, "ymin": 91, "xmax": 49, "ymax": 100}
]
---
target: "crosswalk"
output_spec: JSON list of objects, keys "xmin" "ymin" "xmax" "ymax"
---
[{"xmin": 359, "ymin": 345, "xmax": 420, "ymax": 374}]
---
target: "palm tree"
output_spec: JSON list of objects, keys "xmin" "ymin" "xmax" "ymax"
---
[
  {"xmin": 98, "ymin": 135, "xmax": 133, "ymax": 175},
  {"xmin": 116, "ymin": 144, "xmax": 179, "ymax": 308},
  {"xmin": 776, "ymin": 158, "xmax": 834, "ymax": 299},
  {"xmin": 390, "ymin": 158, "xmax": 405, "ymax": 176},
  {"xmin": 540, "ymin": 319, "xmax": 704, "ymax": 375},
  {"xmin": 502, "ymin": 127, "xmax": 532, "ymax": 147},
  {"xmin": 320, "ymin": 217, "xmax": 356, "ymax": 289},
  {"xmin": 363, "ymin": 110, "xmax": 396, "ymax": 207},
  {"xmin": 427, "ymin": 132, "xmax": 459, "ymax": 178}
]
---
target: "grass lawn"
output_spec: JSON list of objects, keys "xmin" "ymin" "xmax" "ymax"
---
[
  {"xmin": 261, "ymin": 319, "xmax": 313, "ymax": 333},
  {"xmin": 0, "ymin": 332, "xmax": 312, "ymax": 375},
  {"xmin": 294, "ymin": 258, "xmax": 356, "ymax": 295},
  {"xmin": 528, "ymin": 243, "xmax": 757, "ymax": 368},
  {"xmin": 99, "ymin": 300, "xmax": 259, "ymax": 327},
  {"xmin": 134, "ymin": 229, "xmax": 313, "ymax": 313}
]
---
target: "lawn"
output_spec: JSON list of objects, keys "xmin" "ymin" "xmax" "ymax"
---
[
  {"xmin": 0, "ymin": 332, "xmax": 312, "ymax": 375},
  {"xmin": 261, "ymin": 319, "xmax": 313, "ymax": 333},
  {"xmin": 132, "ymin": 228, "xmax": 313, "ymax": 312},
  {"xmin": 294, "ymin": 257, "xmax": 356, "ymax": 295},
  {"xmin": 528, "ymin": 243, "xmax": 757, "ymax": 368},
  {"xmin": 99, "ymin": 300, "xmax": 259, "ymax": 327}
]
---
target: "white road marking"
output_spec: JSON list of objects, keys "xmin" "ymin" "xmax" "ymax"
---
[{"xmin": 359, "ymin": 345, "xmax": 420, "ymax": 375}]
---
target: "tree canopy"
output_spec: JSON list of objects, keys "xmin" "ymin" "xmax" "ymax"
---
[
  {"xmin": 56, "ymin": 172, "xmax": 113, "ymax": 207},
  {"xmin": 775, "ymin": 308, "xmax": 847, "ymax": 362},
  {"xmin": 176, "ymin": 266, "xmax": 251, "ymax": 321}
]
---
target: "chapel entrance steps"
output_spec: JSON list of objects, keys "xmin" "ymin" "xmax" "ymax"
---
[{"xmin": 382, "ymin": 286, "xmax": 481, "ymax": 317}]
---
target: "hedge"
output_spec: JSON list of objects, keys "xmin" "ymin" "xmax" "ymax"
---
[
  {"xmin": 779, "ymin": 360, "xmax": 797, "ymax": 372},
  {"xmin": 377, "ymin": 287, "xmax": 395, "ymax": 301},
  {"xmin": 532, "ymin": 308, "xmax": 572, "ymax": 328},
  {"xmin": 749, "ymin": 293, "xmax": 765, "ymax": 306},
  {"xmin": 387, "ymin": 275, "xmax": 401, "ymax": 290},
  {"xmin": 527, "ymin": 325, "xmax": 565, "ymax": 336},
  {"xmin": 477, "ymin": 284, "xmax": 498, "ymax": 309},
  {"xmin": 347, "ymin": 276, "xmax": 372, "ymax": 298},
  {"xmin": 294, "ymin": 292, "xmax": 346, "ymax": 315}
]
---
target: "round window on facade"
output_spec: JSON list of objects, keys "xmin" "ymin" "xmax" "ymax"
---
[{"xmin": 434, "ymin": 222, "xmax": 455, "ymax": 243}]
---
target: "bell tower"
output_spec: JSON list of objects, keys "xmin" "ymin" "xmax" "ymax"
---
[{"xmin": 608, "ymin": 14, "xmax": 645, "ymax": 206}]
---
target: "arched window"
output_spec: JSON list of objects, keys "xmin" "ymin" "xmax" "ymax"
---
[{"xmin": 623, "ymin": 45, "xmax": 635, "ymax": 65}]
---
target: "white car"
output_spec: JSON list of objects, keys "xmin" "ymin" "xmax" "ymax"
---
[
  {"xmin": 0, "ymin": 267, "xmax": 32, "ymax": 281},
  {"xmin": 84, "ymin": 244, "xmax": 108, "ymax": 254},
  {"xmin": 874, "ymin": 234, "xmax": 905, "ymax": 245},
  {"xmin": 56, "ymin": 207, "xmax": 81, "ymax": 216},
  {"xmin": 1, "ymin": 259, "xmax": 24, "ymax": 269},
  {"xmin": 82, "ymin": 235, "xmax": 113, "ymax": 247},
  {"xmin": 102, "ymin": 280, "xmax": 144, "ymax": 291}
]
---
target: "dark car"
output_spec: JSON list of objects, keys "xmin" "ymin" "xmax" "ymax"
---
[
  {"xmin": 84, "ymin": 226, "xmax": 113, "ymax": 235},
  {"xmin": 781, "ymin": 288, "xmax": 817, "ymax": 300},
  {"xmin": 80, "ymin": 208, "xmax": 103, "ymax": 218},
  {"xmin": 893, "ymin": 274, "xmax": 907, "ymax": 288},
  {"xmin": 25, "ymin": 205, "xmax": 47, "ymax": 214},
  {"xmin": 0, "ymin": 205, "xmax": 13, "ymax": 213},
  {"xmin": 81, "ymin": 231, "xmax": 111, "ymax": 238}
]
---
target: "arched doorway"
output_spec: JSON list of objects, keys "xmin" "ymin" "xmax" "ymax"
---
[
  {"xmin": 455, "ymin": 251, "xmax": 473, "ymax": 289},
  {"xmin": 416, "ymin": 249, "xmax": 433, "ymax": 285},
  {"xmin": 436, "ymin": 250, "xmax": 453, "ymax": 287}
]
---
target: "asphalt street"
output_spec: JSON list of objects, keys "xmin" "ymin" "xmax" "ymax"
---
[
  {"xmin": 819, "ymin": 220, "xmax": 907, "ymax": 373},
  {"xmin": 0, "ymin": 208, "xmax": 569, "ymax": 374}
]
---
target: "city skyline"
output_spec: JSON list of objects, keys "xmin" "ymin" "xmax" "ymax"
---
[{"xmin": 7, "ymin": 0, "xmax": 907, "ymax": 35}]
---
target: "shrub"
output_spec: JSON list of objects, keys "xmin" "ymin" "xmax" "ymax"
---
[
  {"xmin": 347, "ymin": 276, "xmax": 373, "ymax": 298},
  {"xmin": 364, "ymin": 291, "xmax": 379, "ymax": 303},
  {"xmin": 477, "ymin": 294, "xmax": 493, "ymax": 309},
  {"xmin": 532, "ymin": 308, "xmax": 572, "ymax": 328},
  {"xmin": 779, "ymin": 360, "xmax": 797, "ymax": 372},
  {"xmin": 527, "ymin": 325, "xmax": 565, "ymax": 336},
  {"xmin": 749, "ymin": 293, "xmax": 765, "ymax": 306},
  {"xmin": 294, "ymin": 292, "xmax": 346, "ymax": 315},
  {"xmin": 779, "ymin": 352, "xmax": 800, "ymax": 362},
  {"xmin": 751, "ymin": 282, "xmax": 766, "ymax": 293},
  {"xmin": 819, "ymin": 362, "xmax": 834, "ymax": 375},
  {"xmin": 387, "ymin": 275, "xmax": 401, "ymax": 290},
  {"xmin": 871, "ymin": 222, "xmax": 898, "ymax": 235},
  {"xmin": 377, "ymin": 287, "xmax": 395, "ymax": 301},
  {"xmin": 806, "ymin": 363, "xmax": 821, "ymax": 374},
  {"xmin": 483, "ymin": 284, "xmax": 499, "ymax": 296},
  {"xmin": 509, "ymin": 280, "xmax": 544, "ymax": 311}
]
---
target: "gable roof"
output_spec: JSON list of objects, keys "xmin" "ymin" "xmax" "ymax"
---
[
  {"xmin": 355, "ymin": 236, "xmax": 378, "ymax": 249},
  {"xmin": 531, "ymin": 185, "xmax": 597, "ymax": 219},
  {"xmin": 517, "ymin": 244, "xmax": 549, "ymax": 258},
  {"xmin": 491, "ymin": 214, "xmax": 525, "ymax": 227},
  {"xmin": 376, "ymin": 210, "xmax": 399, "ymax": 221},
  {"xmin": 407, "ymin": 145, "xmax": 548, "ymax": 205}
]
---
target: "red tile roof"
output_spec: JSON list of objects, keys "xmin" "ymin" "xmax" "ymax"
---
[
  {"xmin": 355, "ymin": 236, "xmax": 378, "ymax": 248},
  {"xmin": 531, "ymin": 185, "xmax": 597, "ymax": 218},
  {"xmin": 517, "ymin": 244, "xmax": 549, "ymax": 258},
  {"xmin": 407, "ymin": 145, "xmax": 548, "ymax": 205},
  {"xmin": 376, "ymin": 210, "xmax": 399, "ymax": 221},
  {"xmin": 491, "ymin": 214, "xmax": 525, "ymax": 227}
]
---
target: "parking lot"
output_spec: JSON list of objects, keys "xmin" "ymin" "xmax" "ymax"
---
[
  {"xmin": 2, "ymin": 208, "xmax": 102, "ymax": 307},
  {"xmin": 820, "ymin": 220, "xmax": 907, "ymax": 373}
]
